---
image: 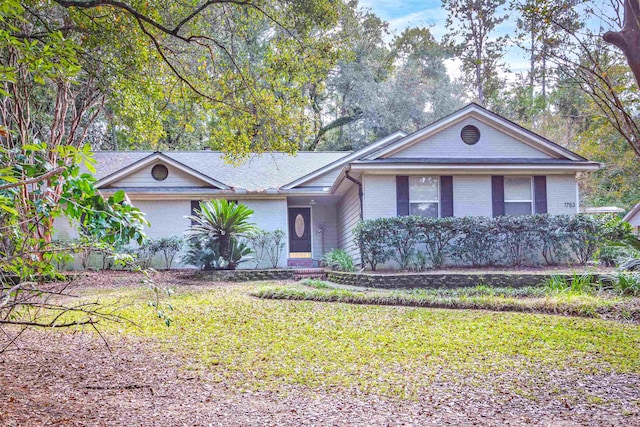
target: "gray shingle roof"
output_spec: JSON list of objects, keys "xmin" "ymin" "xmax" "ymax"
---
[{"xmin": 91, "ymin": 151, "xmax": 350, "ymax": 191}]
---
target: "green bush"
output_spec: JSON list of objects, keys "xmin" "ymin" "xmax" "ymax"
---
[
  {"xmin": 418, "ymin": 216, "xmax": 460, "ymax": 268},
  {"xmin": 604, "ymin": 271, "xmax": 640, "ymax": 296},
  {"xmin": 354, "ymin": 219, "xmax": 393, "ymax": 271},
  {"xmin": 353, "ymin": 214, "xmax": 629, "ymax": 271},
  {"xmin": 453, "ymin": 216, "xmax": 499, "ymax": 267},
  {"xmin": 322, "ymin": 249, "xmax": 355, "ymax": 272}
]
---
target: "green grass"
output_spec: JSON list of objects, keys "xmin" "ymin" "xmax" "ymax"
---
[
  {"xmin": 63, "ymin": 283, "xmax": 640, "ymax": 398},
  {"xmin": 253, "ymin": 283, "xmax": 640, "ymax": 322}
]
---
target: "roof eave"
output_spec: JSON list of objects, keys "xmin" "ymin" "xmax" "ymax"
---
[{"xmin": 348, "ymin": 163, "xmax": 601, "ymax": 173}]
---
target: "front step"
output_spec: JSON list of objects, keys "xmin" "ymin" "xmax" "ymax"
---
[
  {"xmin": 293, "ymin": 268, "xmax": 326, "ymax": 281},
  {"xmin": 287, "ymin": 258, "xmax": 314, "ymax": 268}
]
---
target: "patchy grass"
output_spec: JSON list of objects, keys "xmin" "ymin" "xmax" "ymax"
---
[
  {"xmin": 61, "ymin": 282, "xmax": 640, "ymax": 399},
  {"xmin": 253, "ymin": 282, "xmax": 640, "ymax": 323}
]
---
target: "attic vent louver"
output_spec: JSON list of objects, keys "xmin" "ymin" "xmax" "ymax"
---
[
  {"xmin": 461, "ymin": 125, "xmax": 480, "ymax": 145},
  {"xmin": 151, "ymin": 164, "xmax": 169, "ymax": 181}
]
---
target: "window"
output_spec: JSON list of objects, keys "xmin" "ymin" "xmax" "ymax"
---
[
  {"xmin": 504, "ymin": 176, "xmax": 532, "ymax": 215},
  {"xmin": 409, "ymin": 176, "xmax": 439, "ymax": 217}
]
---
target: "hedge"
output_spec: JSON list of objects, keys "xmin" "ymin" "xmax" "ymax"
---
[{"xmin": 353, "ymin": 214, "xmax": 631, "ymax": 271}]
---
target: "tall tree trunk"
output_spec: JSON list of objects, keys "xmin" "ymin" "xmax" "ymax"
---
[
  {"xmin": 603, "ymin": 0, "xmax": 640, "ymax": 90},
  {"xmin": 541, "ymin": 55, "xmax": 547, "ymax": 103},
  {"xmin": 530, "ymin": 27, "xmax": 536, "ymax": 116},
  {"xmin": 476, "ymin": 58, "xmax": 484, "ymax": 105}
]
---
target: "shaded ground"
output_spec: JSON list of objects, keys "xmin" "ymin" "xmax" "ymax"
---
[{"xmin": 1, "ymin": 271, "xmax": 639, "ymax": 426}]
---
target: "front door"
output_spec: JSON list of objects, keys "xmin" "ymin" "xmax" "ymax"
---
[{"xmin": 288, "ymin": 207, "xmax": 311, "ymax": 255}]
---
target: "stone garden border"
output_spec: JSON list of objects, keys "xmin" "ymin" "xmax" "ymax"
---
[
  {"xmin": 326, "ymin": 270, "xmax": 603, "ymax": 289},
  {"xmin": 191, "ymin": 269, "xmax": 295, "ymax": 282}
]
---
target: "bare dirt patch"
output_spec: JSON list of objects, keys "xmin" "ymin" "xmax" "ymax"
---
[{"xmin": 1, "ymin": 331, "xmax": 638, "ymax": 426}]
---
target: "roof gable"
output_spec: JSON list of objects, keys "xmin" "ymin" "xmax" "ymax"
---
[
  {"xmin": 366, "ymin": 104, "xmax": 585, "ymax": 161},
  {"xmin": 623, "ymin": 202, "xmax": 640, "ymax": 222},
  {"xmin": 96, "ymin": 152, "xmax": 230, "ymax": 189}
]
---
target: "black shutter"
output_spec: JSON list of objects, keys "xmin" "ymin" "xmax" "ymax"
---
[
  {"xmin": 190, "ymin": 200, "xmax": 200, "ymax": 226},
  {"xmin": 491, "ymin": 176, "xmax": 505, "ymax": 217},
  {"xmin": 534, "ymin": 176, "xmax": 548, "ymax": 214},
  {"xmin": 440, "ymin": 176, "xmax": 454, "ymax": 217},
  {"xmin": 396, "ymin": 176, "xmax": 409, "ymax": 216}
]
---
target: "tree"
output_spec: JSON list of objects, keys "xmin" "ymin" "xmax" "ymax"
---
[
  {"xmin": 307, "ymin": 6, "xmax": 463, "ymax": 150},
  {"xmin": 530, "ymin": 0, "xmax": 640, "ymax": 160},
  {"xmin": 603, "ymin": 0, "xmax": 640, "ymax": 89},
  {"xmin": 443, "ymin": 0, "xmax": 510, "ymax": 106},
  {"xmin": 512, "ymin": 0, "xmax": 582, "ymax": 109},
  {"xmin": 0, "ymin": 0, "xmax": 343, "ymax": 339}
]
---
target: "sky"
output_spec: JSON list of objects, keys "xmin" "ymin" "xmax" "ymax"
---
[{"xmin": 359, "ymin": 0, "xmax": 540, "ymax": 80}]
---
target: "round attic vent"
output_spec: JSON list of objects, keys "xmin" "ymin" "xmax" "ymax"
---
[
  {"xmin": 461, "ymin": 125, "xmax": 480, "ymax": 145},
  {"xmin": 151, "ymin": 164, "xmax": 169, "ymax": 181}
]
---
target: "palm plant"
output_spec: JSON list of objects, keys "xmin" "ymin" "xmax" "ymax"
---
[{"xmin": 185, "ymin": 200, "xmax": 256, "ymax": 269}]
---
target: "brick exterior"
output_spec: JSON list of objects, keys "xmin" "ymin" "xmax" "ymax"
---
[
  {"xmin": 287, "ymin": 258, "xmax": 314, "ymax": 267},
  {"xmin": 547, "ymin": 174, "xmax": 578, "ymax": 215}
]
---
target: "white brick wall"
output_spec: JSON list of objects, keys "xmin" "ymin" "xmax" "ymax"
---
[
  {"xmin": 389, "ymin": 117, "xmax": 551, "ymax": 159},
  {"xmin": 132, "ymin": 199, "xmax": 192, "ymax": 239},
  {"xmin": 359, "ymin": 173, "xmax": 579, "ymax": 219},
  {"xmin": 453, "ymin": 176, "xmax": 493, "ymax": 217},
  {"xmin": 234, "ymin": 199, "xmax": 288, "ymax": 268},
  {"xmin": 134, "ymin": 198, "xmax": 289, "ymax": 268},
  {"xmin": 547, "ymin": 174, "xmax": 578, "ymax": 215},
  {"xmin": 362, "ymin": 174, "xmax": 396, "ymax": 219}
]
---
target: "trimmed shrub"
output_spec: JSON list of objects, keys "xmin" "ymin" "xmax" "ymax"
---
[
  {"xmin": 417, "ymin": 216, "xmax": 459, "ymax": 268},
  {"xmin": 453, "ymin": 216, "xmax": 499, "ymax": 267},
  {"xmin": 353, "ymin": 214, "xmax": 629, "ymax": 271},
  {"xmin": 354, "ymin": 219, "xmax": 393, "ymax": 271}
]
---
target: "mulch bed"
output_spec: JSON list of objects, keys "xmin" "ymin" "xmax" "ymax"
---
[{"xmin": 1, "ymin": 272, "xmax": 638, "ymax": 426}]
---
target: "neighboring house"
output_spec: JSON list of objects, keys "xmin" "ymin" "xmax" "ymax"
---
[
  {"xmin": 583, "ymin": 206, "xmax": 625, "ymax": 214},
  {"xmin": 623, "ymin": 203, "xmax": 640, "ymax": 235},
  {"xmin": 55, "ymin": 103, "xmax": 600, "ymax": 268}
]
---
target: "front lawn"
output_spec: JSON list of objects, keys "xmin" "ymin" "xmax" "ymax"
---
[
  {"xmin": 80, "ymin": 281, "xmax": 640, "ymax": 399},
  {"xmin": 253, "ymin": 281, "xmax": 640, "ymax": 323}
]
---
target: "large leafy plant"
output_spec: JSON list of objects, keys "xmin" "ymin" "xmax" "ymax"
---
[{"xmin": 184, "ymin": 200, "xmax": 256, "ymax": 270}]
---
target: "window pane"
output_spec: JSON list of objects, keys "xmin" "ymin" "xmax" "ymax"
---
[
  {"xmin": 409, "ymin": 176, "xmax": 438, "ymax": 201},
  {"xmin": 504, "ymin": 177, "xmax": 531, "ymax": 201},
  {"xmin": 505, "ymin": 202, "xmax": 532, "ymax": 216},
  {"xmin": 410, "ymin": 202, "xmax": 439, "ymax": 217}
]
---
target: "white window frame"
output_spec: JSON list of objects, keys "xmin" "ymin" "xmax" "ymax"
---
[
  {"xmin": 504, "ymin": 176, "xmax": 533, "ymax": 216},
  {"xmin": 409, "ymin": 176, "xmax": 440, "ymax": 218}
]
